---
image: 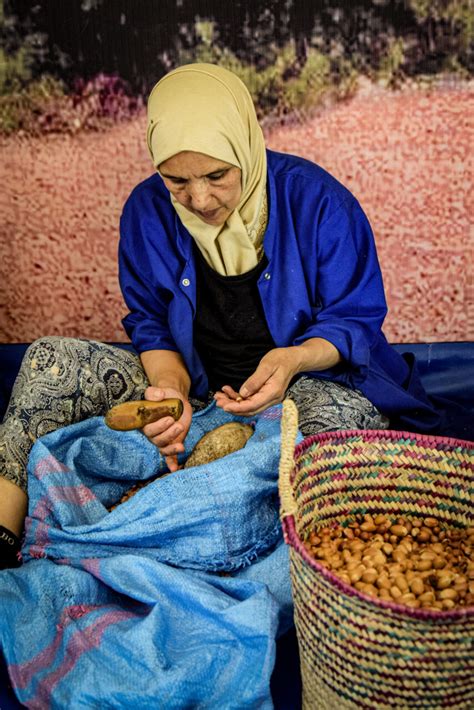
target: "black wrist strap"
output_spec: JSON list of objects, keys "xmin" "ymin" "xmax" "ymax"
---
[
  {"xmin": 0, "ymin": 525, "xmax": 19, "ymax": 547},
  {"xmin": 0, "ymin": 525, "xmax": 22, "ymax": 569}
]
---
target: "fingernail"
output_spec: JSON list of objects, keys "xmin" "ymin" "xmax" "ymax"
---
[{"xmin": 240, "ymin": 387, "xmax": 249, "ymax": 397}]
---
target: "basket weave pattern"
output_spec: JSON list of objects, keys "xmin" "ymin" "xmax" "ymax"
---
[{"xmin": 278, "ymin": 400, "xmax": 474, "ymax": 710}]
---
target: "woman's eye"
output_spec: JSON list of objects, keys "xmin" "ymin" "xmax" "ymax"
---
[{"xmin": 208, "ymin": 172, "xmax": 226, "ymax": 181}]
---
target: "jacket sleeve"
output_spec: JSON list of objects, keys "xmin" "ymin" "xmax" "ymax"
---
[
  {"xmin": 118, "ymin": 193, "xmax": 178, "ymax": 354},
  {"xmin": 293, "ymin": 195, "xmax": 388, "ymax": 378}
]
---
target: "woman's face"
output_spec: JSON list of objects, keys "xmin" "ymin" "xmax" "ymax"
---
[{"xmin": 159, "ymin": 151, "xmax": 242, "ymax": 226}]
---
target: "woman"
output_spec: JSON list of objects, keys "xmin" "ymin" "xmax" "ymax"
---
[{"xmin": 0, "ymin": 63, "xmax": 440, "ymax": 569}]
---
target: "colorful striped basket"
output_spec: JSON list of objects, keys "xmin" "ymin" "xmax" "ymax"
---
[{"xmin": 278, "ymin": 399, "xmax": 474, "ymax": 710}]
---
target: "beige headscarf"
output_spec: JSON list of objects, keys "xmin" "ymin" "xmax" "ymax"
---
[{"xmin": 146, "ymin": 63, "xmax": 268, "ymax": 276}]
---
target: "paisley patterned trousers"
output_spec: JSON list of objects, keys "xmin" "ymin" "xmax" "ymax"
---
[{"xmin": 0, "ymin": 337, "xmax": 389, "ymax": 491}]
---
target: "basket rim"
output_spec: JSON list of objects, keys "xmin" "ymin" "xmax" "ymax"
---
[
  {"xmin": 283, "ymin": 516, "xmax": 474, "ymax": 620},
  {"xmin": 294, "ymin": 428, "xmax": 474, "ymax": 459}
]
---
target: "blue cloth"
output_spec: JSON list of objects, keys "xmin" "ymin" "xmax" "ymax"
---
[
  {"xmin": 119, "ymin": 149, "xmax": 441, "ymax": 432},
  {"xmin": 0, "ymin": 403, "xmax": 295, "ymax": 708}
]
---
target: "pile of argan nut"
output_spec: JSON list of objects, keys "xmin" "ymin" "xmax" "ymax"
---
[{"xmin": 303, "ymin": 514, "xmax": 474, "ymax": 611}]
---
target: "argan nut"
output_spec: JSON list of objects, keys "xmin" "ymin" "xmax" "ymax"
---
[
  {"xmin": 349, "ymin": 565, "xmax": 365, "ymax": 584},
  {"xmin": 392, "ymin": 548, "xmax": 407, "ymax": 563},
  {"xmin": 376, "ymin": 573, "xmax": 391, "ymax": 590},
  {"xmin": 400, "ymin": 593, "xmax": 419, "ymax": 607},
  {"xmin": 390, "ymin": 525, "xmax": 409, "ymax": 537},
  {"xmin": 418, "ymin": 591, "xmax": 436, "ymax": 604},
  {"xmin": 442, "ymin": 599, "xmax": 456, "ymax": 610},
  {"xmin": 417, "ymin": 529, "xmax": 432, "ymax": 543},
  {"xmin": 394, "ymin": 574, "xmax": 409, "ymax": 594},
  {"xmin": 410, "ymin": 577, "xmax": 425, "ymax": 596},
  {"xmin": 361, "ymin": 568, "xmax": 378, "ymax": 584},
  {"xmin": 371, "ymin": 552, "xmax": 387, "ymax": 567},
  {"xmin": 416, "ymin": 558, "xmax": 433, "ymax": 572},
  {"xmin": 438, "ymin": 588, "xmax": 458, "ymax": 601},
  {"xmin": 437, "ymin": 574, "xmax": 454, "ymax": 590}
]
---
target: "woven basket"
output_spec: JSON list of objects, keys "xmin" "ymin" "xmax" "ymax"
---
[{"xmin": 278, "ymin": 399, "xmax": 474, "ymax": 710}]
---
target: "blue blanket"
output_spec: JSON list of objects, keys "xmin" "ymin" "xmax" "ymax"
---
[{"xmin": 0, "ymin": 403, "xmax": 296, "ymax": 708}]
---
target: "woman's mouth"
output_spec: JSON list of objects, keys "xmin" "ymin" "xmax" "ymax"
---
[{"xmin": 195, "ymin": 208, "xmax": 221, "ymax": 222}]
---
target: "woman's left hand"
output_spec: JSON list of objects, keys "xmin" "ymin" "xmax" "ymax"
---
[{"xmin": 213, "ymin": 347, "xmax": 301, "ymax": 415}]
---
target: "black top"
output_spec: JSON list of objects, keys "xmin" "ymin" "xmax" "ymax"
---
[{"xmin": 193, "ymin": 248, "xmax": 276, "ymax": 392}]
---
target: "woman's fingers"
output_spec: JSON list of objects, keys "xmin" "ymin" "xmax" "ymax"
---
[
  {"xmin": 149, "ymin": 430, "xmax": 185, "ymax": 450},
  {"xmin": 215, "ymin": 347, "xmax": 300, "ymax": 415},
  {"xmin": 144, "ymin": 385, "xmax": 167, "ymax": 401},
  {"xmin": 142, "ymin": 417, "xmax": 183, "ymax": 444},
  {"xmin": 239, "ymin": 362, "xmax": 275, "ymax": 398},
  {"xmin": 215, "ymin": 360, "xmax": 294, "ymax": 415},
  {"xmin": 141, "ymin": 390, "xmax": 193, "ymax": 467},
  {"xmin": 220, "ymin": 385, "xmax": 243, "ymax": 401},
  {"xmin": 215, "ymin": 384, "xmax": 281, "ymax": 415},
  {"xmin": 165, "ymin": 455, "xmax": 179, "ymax": 472}
]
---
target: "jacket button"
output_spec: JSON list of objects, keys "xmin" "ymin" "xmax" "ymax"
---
[
  {"xmin": 264, "ymin": 272, "xmax": 271, "ymax": 280},
  {"xmin": 182, "ymin": 278, "xmax": 190, "ymax": 287}
]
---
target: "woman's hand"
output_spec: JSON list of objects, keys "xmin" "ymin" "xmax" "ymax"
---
[
  {"xmin": 214, "ymin": 347, "xmax": 301, "ymax": 416},
  {"xmin": 214, "ymin": 339, "xmax": 341, "ymax": 416},
  {"xmin": 141, "ymin": 386, "xmax": 193, "ymax": 471},
  {"xmin": 139, "ymin": 350, "xmax": 193, "ymax": 471}
]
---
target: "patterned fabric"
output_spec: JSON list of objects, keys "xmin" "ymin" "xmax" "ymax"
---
[
  {"xmin": 287, "ymin": 375, "xmax": 389, "ymax": 438},
  {"xmin": 0, "ymin": 338, "xmax": 148, "ymax": 491},
  {"xmin": 0, "ymin": 337, "xmax": 388, "ymax": 491}
]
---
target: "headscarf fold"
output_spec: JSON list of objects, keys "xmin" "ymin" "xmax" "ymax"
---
[{"xmin": 147, "ymin": 63, "xmax": 267, "ymax": 275}]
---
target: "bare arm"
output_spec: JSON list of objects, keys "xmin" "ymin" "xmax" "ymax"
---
[
  {"xmin": 140, "ymin": 349, "xmax": 191, "ymax": 395},
  {"xmin": 140, "ymin": 349, "xmax": 193, "ymax": 471}
]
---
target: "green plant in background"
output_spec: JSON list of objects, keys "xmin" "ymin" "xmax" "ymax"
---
[
  {"xmin": 178, "ymin": 20, "xmax": 352, "ymax": 124},
  {"xmin": 281, "ymin": 48, "xmax": 331, "ymax": 114},
  {"xmin": 177, "ymin": 21, "xmax": 279, "ymax": 118},
  {"xmin": 378, "ymin": 37, "xmax": 406, "ymax": 88},
  {"xmin": 410, "ymin": 0, "xmax": 474, "ymax": 44},
  {"xmin": 0, "ymin": 0, "xmax": 33, "ymax": 96},
  {"xmin": 0, "ymin": 44, "xmax": 32, "ymax": 94},
  {"xmin": 1, "ymin": 0, "xmax": 473, "ymax": 137},
  {"xmin": 0, "ymin": 0, "xmax": 67, "ymax": 133},
  {"xmin": 0, "ymin": 72, "xmax": 143, "ymax": 135},
  {"xmin": 408, "ymin": 0, "xmax": 474, "ymax": 67},
  {"xmin": 0, "ymin": 74, "xmax": 67, "ymax": 134}
]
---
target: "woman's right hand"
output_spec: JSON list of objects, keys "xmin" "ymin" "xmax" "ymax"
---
[{"xmin": 141, "ymin": 386, "xmax": 193, "ymax": 472}]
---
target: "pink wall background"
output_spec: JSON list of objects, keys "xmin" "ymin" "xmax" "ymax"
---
[{"xmin": 1, "ymin": 80, "xmax": 472, "ymax": 344}]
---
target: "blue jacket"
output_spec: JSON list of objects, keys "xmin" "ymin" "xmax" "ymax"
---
[{"xmin": 119, "ymin": 149, "xmax": 441, "ymax": 432}]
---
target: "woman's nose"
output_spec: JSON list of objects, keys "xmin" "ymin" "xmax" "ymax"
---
[{"xmin": 187, "ymin": 181, "xmax": 211, "ymax": 209}]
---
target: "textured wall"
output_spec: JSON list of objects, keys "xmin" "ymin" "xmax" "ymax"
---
[
  {"xmin": 266, "ymin": 82, "xmax": 474, "ymax": 344},
  {"xmin": 0, "ymin": 82, "xmax": 472, "ymax": 344}
]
